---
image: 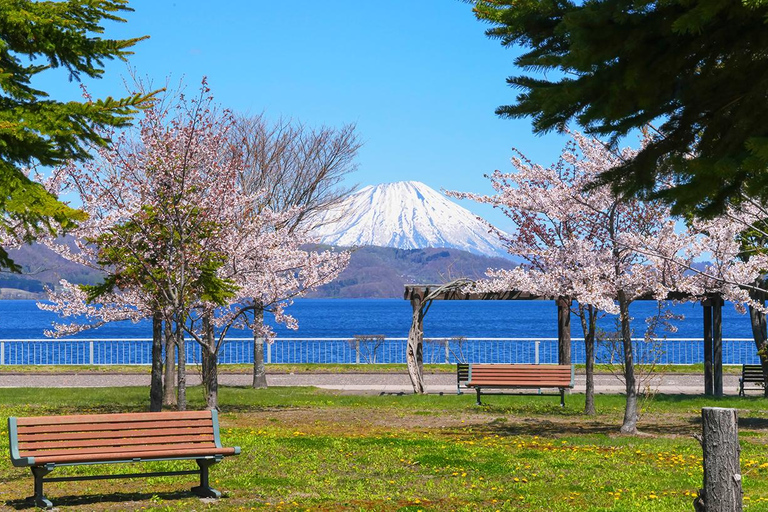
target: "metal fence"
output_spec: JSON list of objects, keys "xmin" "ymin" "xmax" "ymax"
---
[{"xmin": 0, "ymin": 337, "xmax": 760, "ymax": 366}]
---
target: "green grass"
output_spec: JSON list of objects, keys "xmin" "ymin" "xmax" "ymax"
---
[
  {"xmin": 0, "ymin": 362, "xmax": 745, "ymax": 375},
  {"xmin": 0, "ymin": 363, "xmax": 459, "ymax": 375},
  {"xmin": 2, "ymin": 387, "xmax": 768, "ymax": 510}
]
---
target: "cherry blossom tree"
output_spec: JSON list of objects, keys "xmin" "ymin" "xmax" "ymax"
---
[
  {"xmin": 450, "ymin": 132, "xmax": 690, "ymax": 433},
  {"xmin": 40, "ymin": 80, "xmax": 349, "ymax": 410},
  {"xmin": 638, "ymin": 200, "xmax": 768, "ymax": 393}
]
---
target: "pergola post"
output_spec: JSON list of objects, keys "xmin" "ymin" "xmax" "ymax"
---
[
  {"xmin": 407, "ymin": 289, "xmax": 427, "ymax": 394},
  {"xmin": 703, "ymin": 295, "xmax": 724, "ymax": 397},
  {"xmin": 704, "ymin": 300, "xmax": 713, "ymax": 396},
  {"xmin": 713, "ymin": 296, "xmax": 723, "ymax": 397},
  {"xmin": 557, "ymin": 296, "xmax": 572, "ymax": 365}
]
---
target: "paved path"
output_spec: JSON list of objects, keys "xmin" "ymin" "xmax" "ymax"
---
[{"xmin": 0, "ymin": 371, "xmax": 748, "ymax": 395}]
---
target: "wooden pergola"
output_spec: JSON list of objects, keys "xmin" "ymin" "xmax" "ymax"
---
[{"xmin": 404, "ymin": 285, "xmax": 726, "ymax": 396}]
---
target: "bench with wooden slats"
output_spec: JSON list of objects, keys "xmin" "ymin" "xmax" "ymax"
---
[
  {"xmin": 8, "ymin": 410, "xmax": 240, "ymax": 509},
  {"xmin": 739, "ymin": 364, "xmax": 766, "ymax": 396},
  {"xmin": 460, "ymin": 363, "xmax": 574, "ymax": 406}
]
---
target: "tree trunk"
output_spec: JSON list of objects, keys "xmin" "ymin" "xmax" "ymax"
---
[
  {"xmin": 176, "ymin": 323, "xmax": 187, "ymax": 411},
  {"xmin": 580, "ymin": 305, "xmax": 597, "ymax": 416},
  {"xmin": 149, "ymin": 311, "xmax": 164, "ymax": 412},
  {"xmin": 557, "ymin": 296, "xmax": 572, "ymax": 365},
  {"xmin": 695, "ymin": 407, "xmax": 742, "ymax": 511},
  {"xmin": 163, "ymin": 319, "xmax": 177, "ymax": 406},
  {"xmin": 618, "ymin": 291, "xmax": 638, "ymax": 434},
  {"xmin": 406, "ymin": 298, "xmax": 425, "ymax": 394},
  {"xmin": 202, "ymin": 312, "xmax": 219, "ymax": 410},
  {"xmin": 252, "ymin": 306, "xmax": 267, "ymax": 389},
  {"xmin": 748, "ymin": 288, "xmax": 768, "ymax": 397}
]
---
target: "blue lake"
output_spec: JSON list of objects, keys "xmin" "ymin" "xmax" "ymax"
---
[
  {"xmin": 0, "ymin": 299, "xmax": 755, "ymax": 339},
  {"xmin": 0, "ymin": 299, "xmax": 760, "ymax": 365}
]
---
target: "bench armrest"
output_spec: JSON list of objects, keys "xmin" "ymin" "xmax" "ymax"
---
[{"xmin": 7, "ymin": 417, "xmax": 35, "ymax": 467}]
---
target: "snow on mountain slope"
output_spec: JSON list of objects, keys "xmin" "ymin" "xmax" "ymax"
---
[{"xmin": 311, "ymin": 181, "xmax": 511, "ymax": 258}]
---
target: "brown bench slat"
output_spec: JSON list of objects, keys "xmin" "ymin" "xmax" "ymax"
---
[
  {"xmin": 16, "ymin": 410, "xmax": 212, "ymax": 426},
  {"xmin": 9, "ymin": 410, "xmax": 241, "ymax": 508},
  {"xmin": 468, "ymin": 379, "xmax": 572, "ymax": 386},
  {"xmin": 17, "ymin": 419, "xmax": 212, "ymax": 435},
  {"xmin": 21, "ymin": 441, "xmax": 221, "ymax": 459},
  {"xmin": 460, "ymin": 363, "xmax": 574, "ymax": 406},
  {"xmin": 471, "ymin": 366, "xmax": 566, "ymax": 369},
  {"xmin": 20, "ymin": 434, "xmax": 216, "ymax": 451},
  {"xmin": 18, "ymin": 426, "xmax": 213, "ymax": 443},
  {"xmin": 469, "ymin": 373, "xmax": 572, "ymax": 379},
  {"xmin": 31, "ymin": 446, "xmax": 238, "ymax": 465}
]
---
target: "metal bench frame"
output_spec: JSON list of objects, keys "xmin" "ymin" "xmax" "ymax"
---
[
  {"xmin": 739, "ymin": 364, "xmax": 766, "ymax": 396},
  {"xmin": 457, "ymin": 363, "xmax": 575, "ymax": 406},
  {"xmin": 8, "ymin": 410, "xmax": 240, "ymax": 509}
]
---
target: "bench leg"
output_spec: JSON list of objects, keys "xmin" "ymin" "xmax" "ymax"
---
[
  {"xmin": 30, "ymin": 466, "xmax": 53, "ymax": 509},
  {"xmin": 560, "ymin": 389, "xmax": 565, "ymax": 408},
  {"xmin": 191, "ymin": 459, "xmax": 222, "ymax": 498},
  {"xmin": 475, "ymin": 388, "xmax": 482, "ymax": 406},
  {"xmin": 739, "ymin": 379, "xmax": 745, "ymax": 397}
]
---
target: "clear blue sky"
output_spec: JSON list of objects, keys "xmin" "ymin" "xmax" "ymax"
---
[{"xmin": 43, "ymin": 0, "xmax": 568, "ymax": 231}]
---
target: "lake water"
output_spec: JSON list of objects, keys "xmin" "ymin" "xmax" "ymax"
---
[{"xmin": 0, "ymin": 299, "xmax": 760, "ymax": 365}]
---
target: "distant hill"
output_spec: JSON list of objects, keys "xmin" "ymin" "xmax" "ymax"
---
[
  {"xmin": 308, "ymin": 245, "xmax": 516, "ymax": 298},
  {"xmin": 0, "ymin": 243, "xmax": 515, "ymax": 300},
  {"xmin": 0, "ymin": 242, "xmax": 103, "ymax": 298}
]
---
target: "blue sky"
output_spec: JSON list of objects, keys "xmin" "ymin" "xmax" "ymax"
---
[{"xmin": 42, "ymin": 0, "xmax": 569, "ymax": 230}]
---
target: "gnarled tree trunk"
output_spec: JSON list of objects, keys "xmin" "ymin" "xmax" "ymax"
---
[
  {"xmin": 252, "ymin": 306, "xmax": 267, "ymax": 389},
  {"xmin": 163, "ymin": 319, "xmax": 177, "ymax": 406},
  {"xmin": 580, "ymin": 304, "xmax": 597, "ymax": 415},
  {"xmin": 618, "ymin": 290, "xmax": 638, "ymax": 434},
  {"xmin": 407, "ymin": 298, "xmax": 426, "ymax": 394},
  {"xmin": 748, "ymin": 288, "xmax": 768, "ymax": 397},
  {"xmin": 150, "ymin": 311, "xmax": 164, "ymax": 412},
  {"xmin": 176, "ymin": 322, "xmax": 187, "ymax": 411},
  {"xmin": 201, "ymin": 312, "xmax": 219, "ymax": 410},
  {"xmin": 557, "ymin": 297, "xmax": 572, "ymax": 365}
]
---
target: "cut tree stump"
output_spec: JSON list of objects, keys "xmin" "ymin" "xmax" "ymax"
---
[{"xmin": 695, "ymin": 407, "xmax": 742, "ymax": 512}]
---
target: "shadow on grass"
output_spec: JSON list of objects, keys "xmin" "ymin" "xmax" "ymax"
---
[
  {"xmin": 474, "ymin": 418, "xmax": 699, "ymax": 437},
  {"xmin": 6, "ymin": 490, "xmax": 194, "ymax": 510}
]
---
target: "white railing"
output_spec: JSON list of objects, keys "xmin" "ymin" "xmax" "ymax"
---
[{"xmin": 0, "ymin": 337, "xmax": 759, "ymax": 366}]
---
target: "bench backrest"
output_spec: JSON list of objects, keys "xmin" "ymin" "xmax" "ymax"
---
[
  {"xmin": 457, "ymin": 363, "xmax": 470, "ymax": 384},
  {"xmin": 467, "ymin": 364, "xmax": 573, "ymax": 388},
  {"xmin": 9, "ymin": 410, "xmax": 223, "ymax": 467},
  {"xmin": 742, "ymin": 365, "xmax": 764, "ymax": 380}
]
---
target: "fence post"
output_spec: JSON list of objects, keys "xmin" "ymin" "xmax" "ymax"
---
[
  {"xmin": 696, "ymin": 407, "xmax": 742, "ymax": 511},
  {"xmin": 88, "ymin": 341, "xmax": 94, "ymax": 365},
  {"xmin": 0, "ymin": 341, "xmax": 4, "ymax": 365},
  {"xmin": 535, "ymin": 340, "xmax": 540, "ymax": 365},
  {"xmin": 355, "ymin": 339, "xmax": 360, "ymax": 364},
  {"xmin": 445, "ymin": 339, "xmax": 450, "ymax": 364},
  {"xmin": 266, "ymin": 341, "xmax": 272, "ymax": 364}
]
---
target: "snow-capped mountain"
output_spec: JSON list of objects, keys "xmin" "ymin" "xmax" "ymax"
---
[{"xmin": 311, "ymin": 181, "xmax": 511, "ymax": 258}]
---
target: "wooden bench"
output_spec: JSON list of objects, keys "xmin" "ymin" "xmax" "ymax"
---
[
  {"xmin": 8, "ymin": 410, "xmax": 240, "ymax": 509},
  {"xmin": 739, "ymin": 364, "xmax": 765, "ymax": 396},
  {"xmin": 458, "ymin": 363, "xmax": 574, "ymax": 406}
]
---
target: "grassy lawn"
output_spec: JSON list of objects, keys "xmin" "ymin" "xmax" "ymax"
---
[{"xmin": 1, "ymin": 387, "xmax": 768, "ymax": 510}]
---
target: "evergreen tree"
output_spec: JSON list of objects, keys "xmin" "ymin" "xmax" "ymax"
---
[
  {"xmin": 0, "ymin": 0, "xmax": 153, "ymax": 271},
  {"xmin": 473, "ymin": 0, "xmax": 768, "ymax": 216}
]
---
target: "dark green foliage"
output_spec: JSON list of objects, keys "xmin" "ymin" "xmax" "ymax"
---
[
  {"xmin": 474, "ymin": 0, "xmax": 768, "ymax": 216},
  {"xmin": 0, "ymin": 0, "xmax": 153, "ymax": 271},
  {"xmin": 84, "ymin": 205, "xmax": 238, "ymax": 308}
]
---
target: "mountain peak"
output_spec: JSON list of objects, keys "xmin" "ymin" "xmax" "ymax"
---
[{"xmin": 311, "ymin": 181, "xmax": 510, "ymax": 258}]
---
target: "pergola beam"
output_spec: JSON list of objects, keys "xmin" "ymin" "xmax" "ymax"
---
[{"xmin": 404, "ymin": 284, "xmax": 726, "ymax": 395}]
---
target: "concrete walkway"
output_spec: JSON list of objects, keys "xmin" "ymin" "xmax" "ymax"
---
[{"xmin": 0, "ymin": 371, "xmax": 748, "ymax": 395}]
